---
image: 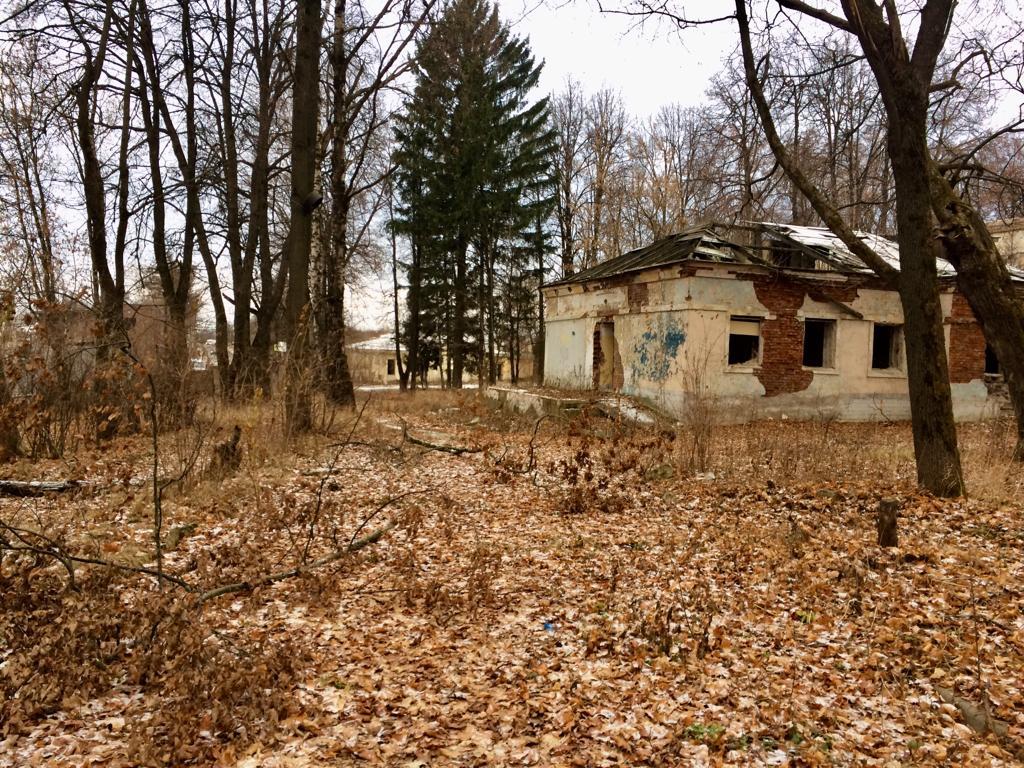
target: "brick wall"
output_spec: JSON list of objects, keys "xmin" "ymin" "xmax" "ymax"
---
[
  {"xmin": 743, "ymin": 274, "xmax": 861, "ymax": 398},
  {"xmin": 748, "ymin": 277, "xmax": 815, "ymax": 396},
  {"xmin": 947, "ymin": 292, "xmax": 986, "ymax": 383},
  {"xmin": 627, "ymin": 282, "xmax": 649, "ymax": 312}
]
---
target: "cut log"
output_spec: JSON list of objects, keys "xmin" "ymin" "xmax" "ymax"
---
[
  {"xmin": 0, "ymin": 480, "xmax": 83, "ymax": 498},
  {"xmin": 876, "ymin": 497, "xmax": 899, "ymax": 547}
]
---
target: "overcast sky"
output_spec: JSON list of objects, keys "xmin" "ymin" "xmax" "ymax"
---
[{"xmin": 508, "ymin": 0, "xmax": 737, "ymax": 118}]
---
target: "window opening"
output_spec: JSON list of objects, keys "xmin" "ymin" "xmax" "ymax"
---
[
  {"xmin": 985, "ymin": 344, "xmax": 1000, "ymax": 375},
  {"xmin": 871, "ymin": 324, "xmax": 902, "ymax": 370},
  {"xmin": 803, "ymin": 319, "xmax": 836, "ymax": 368},
  {"xmin": 728, "ymin": 317, "xmax": 761, "ymax": 366}
]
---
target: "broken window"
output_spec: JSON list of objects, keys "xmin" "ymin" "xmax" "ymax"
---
[
  {"xmin": 985, "ymin": 344, "xmax": 1000, "ymax": 375},
  {"xmin": 802, "ymin": 319, "xmax": 836, "ymax": 368},
  {"xmin": 387, "ymin": 358, "xmax": 395, "ymax": 376},
  {"xmin": 871, "ymin": 323, "xmax": 903, "ymax": 370},
  {"xmin": 728, "ymin": 317, "xmax": 761, "ymax": 366}
]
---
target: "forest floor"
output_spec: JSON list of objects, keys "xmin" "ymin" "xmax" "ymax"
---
[{"xmin": 1, "ymin": 391, "xmax": 1023, "ymax": 767}]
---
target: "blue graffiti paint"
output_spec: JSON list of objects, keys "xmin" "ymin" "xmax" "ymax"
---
[
  {"xmin": 631, "ymin": 320, "xmax": 686, "ymax": 382},
  {"xmin": 664, "ymin": 326, "xmax": 686, "ymax": 358}
]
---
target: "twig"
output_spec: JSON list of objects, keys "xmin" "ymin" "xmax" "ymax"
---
[
  {"xmin": 197, "ymin": 520, "xmax": 396, "ymax": 605},
  {"xmin": 302, "ymin": 397, "xmax": 370, "ymax": 563},
  {"xmin": 347, "ymin": 487, "xmax": 431, "ymax": 549},
  {"xmin": 0, "ymin": 519, "xmax": 191, "ymax": 590}
]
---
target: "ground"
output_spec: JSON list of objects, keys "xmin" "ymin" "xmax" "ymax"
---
[{"xmin": 1, "ymin": 391, "xmax": 1023, "ymax": 766}]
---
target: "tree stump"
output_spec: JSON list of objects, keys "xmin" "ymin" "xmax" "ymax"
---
[{"xmin": 876, "ymin": 497, "xmax": 899, "ymax": 547}]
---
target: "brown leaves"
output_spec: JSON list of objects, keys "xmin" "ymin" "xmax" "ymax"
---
[{"xmin": 4, "ymin": 399, "xmax": 1024, "ymax": 766}]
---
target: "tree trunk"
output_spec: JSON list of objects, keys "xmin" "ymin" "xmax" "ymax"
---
[
  {"xmin": 452, "ymin": 234, "xmax": 467, "ymax": 388},
  {"xmin": 887, "ymin": 107, "xmax": 963, "ymax": 496},
  {"xmin": 323, "ymin": 0, "xmax": 356, "ymax": 407},
  {"xmin": 930, "ymin": 171, "xmax": 1024, "ymax": 460},
  {"xmin": 284, "ymin": 0, "xmax": 322, "ymax": 433},
  {"xmin": 391, "ymin": 218, "xmax": 408, "ymax": 391}
]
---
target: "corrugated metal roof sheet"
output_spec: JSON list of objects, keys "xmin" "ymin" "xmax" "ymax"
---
[{"xmin": 759, "ymin": 223, "xmax": 941, "ymax": 274}]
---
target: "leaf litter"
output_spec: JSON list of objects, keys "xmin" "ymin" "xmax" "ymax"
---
[{"xmin": 1, "ymin": 394, "xmax": 1022, "ymax": 766}]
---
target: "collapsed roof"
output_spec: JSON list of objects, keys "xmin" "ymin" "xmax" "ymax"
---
[{"xmin": 547, "ymin": 221, "xmax": 994, "ymax": 287}]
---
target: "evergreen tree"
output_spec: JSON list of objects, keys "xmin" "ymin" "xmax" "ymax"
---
[{"xmin": 393, "ymin": 0, "xmax": 555, "ymax": 387}]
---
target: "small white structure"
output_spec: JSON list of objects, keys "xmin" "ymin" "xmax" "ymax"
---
[
  {"xmin": 991, "ymin": 218, "xmax": 1024, "ymax": 267},
  {"xmin": 349, "ymin": 333, "xmax": 402, "ymax": 385}
]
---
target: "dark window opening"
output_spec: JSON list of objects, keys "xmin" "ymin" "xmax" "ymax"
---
[
  {"xmin": 802, "ymin": 319, "xmax": 836, "ymax": 368},
  {"xmin": 871, "ymin": 324, "xmax": 902, "ymax": 370},
  {"xmin": 728, "ymin": 317, "xmax": 761, "ymax": 365},
  {"xmin": 387, "ymin": 358, "xmax": 395, "ymax": 376},
  {"xmin": 985, "ymin": 344, "xmax": 1000, "ymax": 375}
]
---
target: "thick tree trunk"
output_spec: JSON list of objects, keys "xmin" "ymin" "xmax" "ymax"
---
[
  {"xmin": 284, "ymin": 0, "xmax": 322, "ymax": 433},
  {"xmin": 323, "ymin": 0, "xmax": 356, "ymax": 408},
  {"xmin": 930, "ymin": 172, "xmax": 1024, "ymax": 459},
  {"xmin": 887, "ymin": 107, "xmax": 964, "ymax": 496}
]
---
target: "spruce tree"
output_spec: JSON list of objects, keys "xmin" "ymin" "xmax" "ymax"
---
[{"xmin": 393, "ymin": 0, "xmax": 555, "ymax": 387}]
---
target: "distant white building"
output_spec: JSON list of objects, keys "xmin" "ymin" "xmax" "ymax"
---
[{"xmin": 349, "ymin": 333, "xmax": 403, "ymax": 384}]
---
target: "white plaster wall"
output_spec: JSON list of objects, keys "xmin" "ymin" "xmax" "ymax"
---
[
  {"xmin": 543, "ymin": 316, "xmax": 591, "ymax": 388},
  {"xmin": 542, "ymin": 265, "xmax": 999, "ymax": 422}
]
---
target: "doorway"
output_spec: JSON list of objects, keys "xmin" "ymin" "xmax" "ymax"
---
[{"xmin": 593, "ymin": 321, "xmax": 618, "ymax": 390}]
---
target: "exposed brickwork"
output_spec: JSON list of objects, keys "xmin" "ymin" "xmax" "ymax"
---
[
  {"xmin": 627, "ymin": 282, "xmax": 649, "ymax": 312},
  {"xmin": 742, "ymin": 274, "xmax": 861, "ymax": 398},
  {"xmin": 946, "ymin": 292, "xmax": 986, "ymax": 383}
]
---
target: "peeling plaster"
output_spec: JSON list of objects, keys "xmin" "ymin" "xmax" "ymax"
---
[{"xmin": 632, "ymin": 318, "xmax": 686, "ymax": 382}]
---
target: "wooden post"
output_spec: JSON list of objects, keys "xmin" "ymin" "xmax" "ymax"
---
[{"xmin": 877, "ymin": 497, "xmax": 899, "ymax": 547}]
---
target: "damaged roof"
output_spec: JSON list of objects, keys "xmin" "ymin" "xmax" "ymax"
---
[
  {"xmin": 548, "ymin": 220, "xmax": 1023, "ymax": 286},
  {"xmin": 761, "ymin": 223, "xmax": 954, "ymax": 277},
  {"xmin": 549, "ymin": 224, "xmax": 748, "ymax": 286}
]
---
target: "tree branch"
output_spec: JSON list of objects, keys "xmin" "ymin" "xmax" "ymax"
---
[
  {"xmin": 734, "ymin": 0, "xmax": 898, "ymax": 282},
  {"xmin": 196, "ymin": 520, "xmax": 396, "ymax": 605},
  {"xmin": 776, "ymin": 0, "xmax": 853, "ymax": 33}
]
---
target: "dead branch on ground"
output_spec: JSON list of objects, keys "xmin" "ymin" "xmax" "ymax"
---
[
  {"xmin": 401, "ymin": 421, "xmax": 483, "ymax": 455},
  {"xmin": 0, "ymin": 480, "xmax": 83, "ymax": 497},
  {"xmin": 197, "ymin": 520, "xmax": 396, "ymax": 605}
]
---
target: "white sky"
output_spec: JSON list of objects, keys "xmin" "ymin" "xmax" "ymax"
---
[{"xmin": 508, "ymin": 0, "xmax": 737, "ymax": 119}]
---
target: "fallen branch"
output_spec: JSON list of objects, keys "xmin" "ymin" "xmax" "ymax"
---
[
  {"xmin": 0, "ymin": 480, "xmax": 83, "ymax": 497},
  {"xmin": 197, "ymin": 520, "xmax": 396, "ymax": 605},
  {"xmin": 401, "ymin": 423, "xmax": 482, "ymax": 455},
  {"xmin": 0, "ymin": 519, "xmax": 190, "ymax": 590}
]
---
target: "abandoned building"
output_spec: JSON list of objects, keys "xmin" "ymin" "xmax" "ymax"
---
[
  {"xmin": 542, "ymin": 222, "xmax": 1010, "ymax": 421},
  {"xmin": 348, "ymin": 333, "xmax": 406, "ymax": 385}
]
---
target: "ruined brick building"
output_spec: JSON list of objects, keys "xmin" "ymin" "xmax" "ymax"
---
[{"xmin": 541, "ymin": 222, "xmax": 1009, "ymax": 420}]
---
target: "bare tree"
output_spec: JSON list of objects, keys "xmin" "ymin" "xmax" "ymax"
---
[{"xmin": 582, "ymin": 89, "xmax": 628, "ymax": 267}]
